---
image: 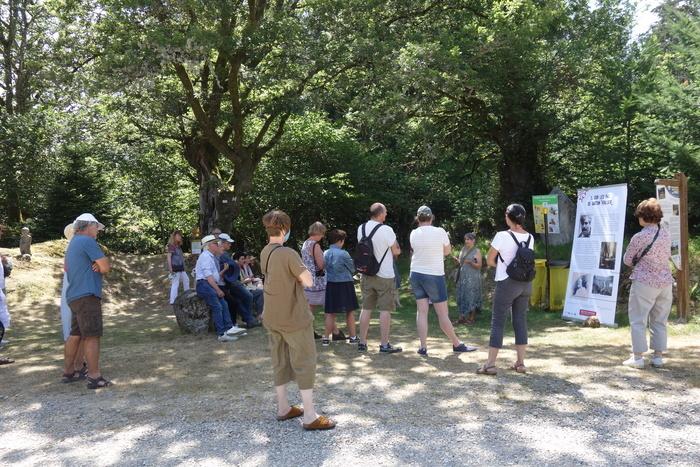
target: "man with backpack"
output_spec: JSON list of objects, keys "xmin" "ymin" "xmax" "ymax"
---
[{"xmin": 355, "ymin": 203, "xmax": 402, "ymax": 353}]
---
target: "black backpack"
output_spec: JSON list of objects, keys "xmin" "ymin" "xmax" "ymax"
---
[
  {"xmin": 499, "ymin": 232, "xmax": 535, "ymax": 282},
  {"xmin": 354, "ymin": 223, "xmax": 389, "ymax": 276}
]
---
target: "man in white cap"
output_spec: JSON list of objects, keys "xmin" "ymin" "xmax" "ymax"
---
[
  {"xmin": 194, "ymin": 235, "xmax": 240, "ymax": 341},
  {"xmin": 63, "ymin": 213, "xmax": 112, "ymax": 389}
]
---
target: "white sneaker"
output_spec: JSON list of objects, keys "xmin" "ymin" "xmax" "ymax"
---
[
  {"xmin": 218, "ymin": 334, "xmax": 238, "ymax": 342},
  {"xmin": 622, "ymin": 356, "xmax": 645, "ymax": 369},
  {"xmin": 226, "ymin": 325, "xmax": 247, "ymax": 336},
  {"xmin": 651, "ymin": 356, "xmax": 664, "ymax": 368}
]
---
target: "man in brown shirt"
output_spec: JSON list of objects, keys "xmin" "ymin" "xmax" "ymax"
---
[{"xmin": 260, "ymin": 210, "xmax": 336, "ymax": 431}]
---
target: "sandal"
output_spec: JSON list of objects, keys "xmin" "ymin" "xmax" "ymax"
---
[
  {"xmin": 302, "ymin": 415, "xmax": 337, "ymax": 431},
  {"xmin": 476, "ymin": 364, "xmax": 497, "ymax": 376},
  {"xmin": 277, "ymin": 405, "xmax": 304, "ymax": 421},
  {"xmin": 0, "ymin": 357, "xmax": 14, "ymax": 365},
  {"xmin": 61, "ymin": 371, "xmax": 82, "ymax": 383},
  {"xmin": 86, "ymin": 375, "xmax": 112, "ymax": 389},
  {"xmin": 509, "ymin": 363, "xmax": 527, "ymax": 374}
]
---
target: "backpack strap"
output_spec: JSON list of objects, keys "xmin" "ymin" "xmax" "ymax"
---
[
  {"xmin": 361, "ymin": 222, "xmax": 384, "ymax": 240},
  {"xmin": 498, "ymin": 231, "xmax": 531, "ymax": 263}
]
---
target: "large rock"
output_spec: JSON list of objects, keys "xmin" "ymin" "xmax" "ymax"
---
[
  {"xmin": 172, "ymin": 289, "xmax": 211, "ymax": 334},
  {"xmin": 547, "ymin": 187, "xmax": 576, "ymax": 246}
]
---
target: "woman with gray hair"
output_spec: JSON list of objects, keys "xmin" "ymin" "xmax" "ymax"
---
[{"xmin": 455, "ymin": 232, "xmax": 483, "ymax": 325}]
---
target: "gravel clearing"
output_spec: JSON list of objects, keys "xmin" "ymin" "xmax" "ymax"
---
[{"xmin": 1, "ymin": 246, "xmax": 699, "ymax": 466}]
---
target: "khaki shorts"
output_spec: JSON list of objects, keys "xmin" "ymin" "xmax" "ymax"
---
[
  {"xmin": 267, "ymin": 325, "xmax": 317, "ymax": 390},
  {"xmin": 69, "ymin": 295, "xmax": 103, "ymax": 337},
  {"xmin": 360, "ymin": 275, "xmax": 396, "ymax": 312}
]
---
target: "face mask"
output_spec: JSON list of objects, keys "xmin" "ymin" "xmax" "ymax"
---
[{"xmin": 284, "ymin": 230, "xmax": 290, "ymax": 242}]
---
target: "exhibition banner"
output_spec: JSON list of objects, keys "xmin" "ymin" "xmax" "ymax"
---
[
  {"xmin": 655, "ymin": 183, "xmax": 682, "ymax": 269},
  {"xmin": 562, "ymin": 184, "xmax": 628, "ymax": 325},
  {"xmin": 532, "ymin": 194, "xmax": 560, "ymax": 234}
]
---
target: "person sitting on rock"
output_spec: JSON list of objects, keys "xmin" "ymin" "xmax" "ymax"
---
[
  {"xmin": 218, "ymin": 235, "xmax": 260, "ymax": 329},
  {"xmin": 194, "ymin": 235, "xmax": 240, "ymax": 342}
]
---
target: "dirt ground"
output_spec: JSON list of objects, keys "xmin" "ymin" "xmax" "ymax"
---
[{"xmin": 1, "ymin": 241, "xmax": 699, "ymax": 466}]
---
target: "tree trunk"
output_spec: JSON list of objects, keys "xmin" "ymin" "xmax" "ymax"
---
[
  {"xmin": 183, "ymin": 136, "xmax": 220, "ymax": 236},
  {"xmin": 216, "ymin": 156, "xmax": 256, "ymax": 243},
  {"xmin": 497, "ymin": 138, "xmax": 547, "ymax": 228}
]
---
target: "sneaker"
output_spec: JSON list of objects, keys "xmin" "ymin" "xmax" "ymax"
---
[
  {"xmin": 332, "ymin": 330, "xmax": 346, "ymax": 341},
  {"xmin": 321, "ymin": 338, "xmax": 331, "ymax": 346},
  {"xmin": 379, "ymin": 343, "xmax": 403, "ymax": 354},
  {"xmin": 357, "ymin": 343, "xmax": 367, "ymax": 352},
  {"xmin": 453, "ymin": 343, "xmax": 478, "ymax": 353},
  {"xmin": 651, "ymin": 356, "xmax": 664, "ymax": 368},
  {"xmin": 217, "ymin": 334, "xmax": 238, "ymax": 342},
  {"xmin": 226, "ymin": 325, "xmax": 247, "ymax": 336},
  {"xmin": 417, "ymin": 347, "xmax": 428, "ymax": 356},
  {"xmin": 348, "ymin": 336, "xmax": 359, "ymax": 344},
  {"xmin": 622, "ymin": 355, "xmax": 645, "ymax": 369}
]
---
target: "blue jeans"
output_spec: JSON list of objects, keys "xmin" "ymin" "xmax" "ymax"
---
[
  {"xmin": 250, "ymin": 288, "xmax": 264, "ymax": 315},
  {"xmin": 227, "ymin": 281, "xmax": 257, "ymax": 324},
  {"xmin": 196, "ymin": 280, "xmax": 233, "ymax": 336},
  {"xmin": 410, "ymin": 272, "xmax": 448, "ymax": 303}
]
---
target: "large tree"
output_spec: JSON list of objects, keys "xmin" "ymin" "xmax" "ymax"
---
[{"xmin": 94, "ymin": 0, "xmax": 400, "ymax": 233}]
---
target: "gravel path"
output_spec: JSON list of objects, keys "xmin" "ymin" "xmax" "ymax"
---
[{"xmin": 1, "ymin": 246, "xmax": 699, "ymax": 466}]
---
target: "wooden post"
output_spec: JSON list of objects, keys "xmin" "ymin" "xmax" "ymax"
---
[
  {"xmin": 654, "ymin": 173, "xmax": 691, "ymax": 321},
  {"xmin": 543, "ymin": 208, "xmax": 550, "ymax": 311}
]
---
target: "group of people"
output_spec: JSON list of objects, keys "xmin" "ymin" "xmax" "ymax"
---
[{"xmin": 0, "ymin": 193, "xmax": 672, "ymax": 432}]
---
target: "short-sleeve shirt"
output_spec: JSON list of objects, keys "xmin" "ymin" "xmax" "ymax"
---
[
  {"xmin": 491, "ymin": 230, "xmax": 533, "ymax": 282},
  {"xmin": 260, "ymin": 243, "xmax": 313, "ymax": 333},
  {"xmin": 622, "ymin": 225, "xmax": 673, "ymax": 288},
  {"xmin": 410, "ymin": 226, "xmax": 450, "ymax": 275},
  {"xmin": 65, "ymin": 234, "xmax": 106, "ymax": 302},
  {"xmin": 356, "ymin": 220, "xmax": 396, "ymax": 279},
  {"xmin": 195, "ymin": 250, "xmax": 221, "ymax": 283}
]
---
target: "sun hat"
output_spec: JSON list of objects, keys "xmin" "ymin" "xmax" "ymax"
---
[
  {"xmin": 201, "ymin": 234, "xmax": 217, "ymax": 245},
  {"xmin": 74, "ymin": 213, "xmax": 105, "ymax": 230},
  {"xmin": 64, "ymin": 223, "xmax": 75, "ymax": 241},
  {"xmin": 218, "ymin": 233, "xmax": 234, "ymax": 243}
]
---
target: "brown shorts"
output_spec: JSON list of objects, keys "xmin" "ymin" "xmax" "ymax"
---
[
  {"xmin": 360, "ymin": 275, "xmax": 396, "ymax": 312},
  {"xmin": 267, "ymin": 325, "xmax": 317, "ymax": 390},
  {"xmin": 69, "ymin": 295, "xmax": 103, "ymax": 337}
]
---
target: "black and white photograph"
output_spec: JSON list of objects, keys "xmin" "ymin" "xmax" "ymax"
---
[
  {"xmin": 671, "ymin": 241, "xmax": 680, "ymax": 257},
  {"xmin": 578, "ymin": 214, "xmax": 592, "ymax": 238},
  {"xmin": 592, "ymin": 275, "xmax": 614, "ymax": 296},
  {"xmin": 599, "ymin": 241, "xmax": 617, "ymax": 270},
  {"xmin": 571, "ymin": 273, "xmax": 591, "ymax": 298},
  {"xmin": 673, "ymin": 204, "xmax": 679, "ymax": 216},
  {"xmin": 658, "ymin": 186, "xmax": 666, "ymax": 199}
]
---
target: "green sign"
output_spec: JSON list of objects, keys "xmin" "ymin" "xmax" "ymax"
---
[{"xmin": 532, "ymin": 195, "xmax": 560, "ymax": 234}]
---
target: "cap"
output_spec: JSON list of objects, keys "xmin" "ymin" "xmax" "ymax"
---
[
  {"xmin": 74, "ymin": 213, "xmax": 105, "ymax": 230},
  {"xmin": 218, "ymin": 233, "xmax": 234, "ymax": 243},
  {"xmin": 64, "ymin": 223, "xmax": 75, "ymax": 241},
  {"xmin": 201, "ymin": 234, "xmax": 217, "ymax": 245},
  {"xmin": 416, "ymin": 205, "xmax": 433, "ymax": 217}
]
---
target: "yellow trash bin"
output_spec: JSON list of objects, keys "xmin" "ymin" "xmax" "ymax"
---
[
  {"xmin": 549, "ymin": 262, "xmax": 570, "ymax": 311},
  {"xmin": 530, "ymin": 259, "xmax": 547, "ymax": 308}
]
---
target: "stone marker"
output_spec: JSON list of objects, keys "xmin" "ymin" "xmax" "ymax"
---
[
  {"xmin": 172, "ymin": 289, "xmax": 211, "ymax": 334},
  {"xmin": 547, "ymin": 187, "xmax": 575, "ymax": 246},
  {"xmin": 19, "ymin": 227, "xmax": 32, "ymax": 257}
]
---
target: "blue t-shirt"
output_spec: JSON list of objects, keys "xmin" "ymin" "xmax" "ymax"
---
[
  {"xmin": 219, "ymin": 252, "xmax": 241, "ymax": 284},
  {"xmin": 65, "ymin": 235, "xmax": 106, "ymax": 303}
]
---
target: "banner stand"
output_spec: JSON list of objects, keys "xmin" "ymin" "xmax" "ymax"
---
[{"xmin": 655, "ymin": 172, "xmax": 691, "ymax": 322}]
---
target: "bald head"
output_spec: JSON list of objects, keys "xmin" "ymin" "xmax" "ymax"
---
[{"xmin": 370, "ymin": 203, "xmax": 387, "ymax": 221}]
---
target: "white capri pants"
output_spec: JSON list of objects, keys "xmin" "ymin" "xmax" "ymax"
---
[{"xmin": 169, "ymin": 271, "xmax": 191, "ymax": 304}]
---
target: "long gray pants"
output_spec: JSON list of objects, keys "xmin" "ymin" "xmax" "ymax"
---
[
  {"xmin": 489, "ymin": 278, "xmax": 532, "ymax": 348},
  {"xmin": 628, "ymin": 281, "xmax": 672, "ymax": 354}
]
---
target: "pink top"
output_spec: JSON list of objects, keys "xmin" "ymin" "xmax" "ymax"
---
[{"xmin": 623, "ymin": 225, "xmax": 673, "ymax": 289}]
